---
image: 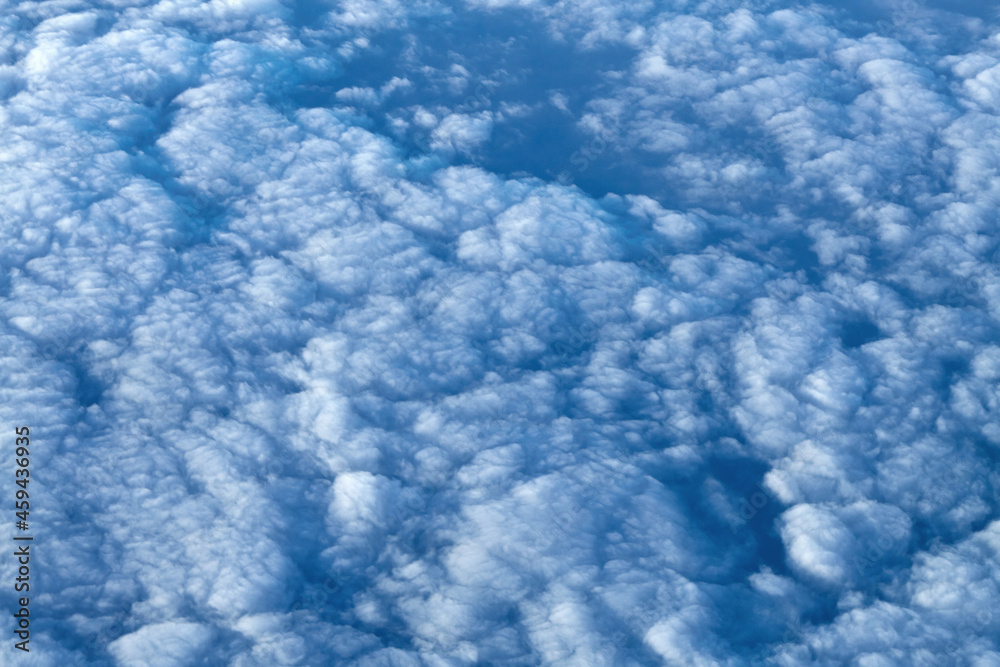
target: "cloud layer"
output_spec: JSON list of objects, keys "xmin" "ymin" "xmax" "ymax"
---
[{"xmin": 1, "ymin": 0, "xmax": 999, "ymax": 664}]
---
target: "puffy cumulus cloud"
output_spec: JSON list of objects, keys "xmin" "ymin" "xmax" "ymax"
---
[
  {"xmin": 767, "ymin": 521, "xmax": 1000, "ymax": 664},
  {"xmin": 108, "ymin": 622, "xmax": 218, "ymax": 666},
  {"xmin": 429, "ymin": 111, "xmax": 493, "ymax": 154},
  {"xmin": 4, "ymin": 0, "xmax": 1000, "ymax": 664}
]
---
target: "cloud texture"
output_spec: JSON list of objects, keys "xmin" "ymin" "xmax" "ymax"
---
[{"xmin": 1, "ymin": 0, "xmax": 1000, "ymax": 664}]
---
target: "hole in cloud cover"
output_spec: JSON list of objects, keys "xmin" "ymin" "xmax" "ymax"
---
[
  {"xmin": 4, "ymin": 0, "xmax": 1000, "ymax": 664},
  {"xmin": 323, "ymin": 7, "xmax": 644, "ymax": 197},
  {"xmin": 839, "ymin": 318, "xmax": 881, "ymax": 349}
]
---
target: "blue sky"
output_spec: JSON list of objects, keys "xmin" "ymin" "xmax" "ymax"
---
[{"xmin": 2, "ymin": 0, "xmax": 1000, "ymax": 664}]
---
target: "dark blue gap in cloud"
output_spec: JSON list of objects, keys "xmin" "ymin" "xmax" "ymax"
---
[
  {"xmin": 648, "ymin": 452, "xmax": 789, "ymax": 576},
  {"xmin": 645, "ymin": 451, "xmax": 849, "ymax": 650},
  {"xmin": 290, "ymin": 8, "xmax": 655, "ymax": 195},
  {"xmin": 839, "ymin": 318, "xmax": 881, "ymax": 349}
]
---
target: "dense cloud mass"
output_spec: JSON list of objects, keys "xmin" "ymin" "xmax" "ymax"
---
[{"xmin": 2, "ymin": 0, "xmax": 1000, "ymax": 664}]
